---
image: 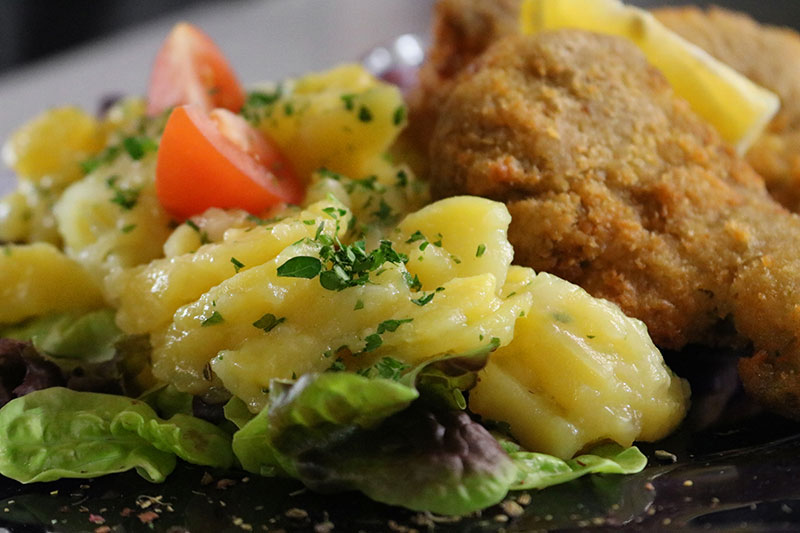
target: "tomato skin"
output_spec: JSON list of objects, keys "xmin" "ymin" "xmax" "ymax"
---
[
  {"xmin": 156, "ymin": 105, "xmax": 304, "ymax": 220},
  {"xmin": 147, "ymin": 23, "xmax": 245, "ymax": 116}
]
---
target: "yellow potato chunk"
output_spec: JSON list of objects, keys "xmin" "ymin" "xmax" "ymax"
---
[
  {"xmin": 109, "ymin": 200, "xmax": 351, "ymax": 335},
  {"xmin": 148, "ymin": 197, "xmax": 532, "ymax": 410},
  {"xmin": 2, "ymin": 107, "xmax": 104, "ymax": 187},
  {"xmin": 0, "ymin": 243, "xmax": 105, "ymax": 324},
  {"xmin": 396, "ymin": 196, "xmax": 514, "ymax": 290},
  {"xmin": 470, "ymin": 272, "xmax": 690, "ymax": 459},
  {"xmin": 53, "ymin": 155, "xmax": 172, "ymax": 282},
  {"xmin": 252, "ymin": 64, "xmax": 406, "ymax": 182},
  {"xmin": 154, "ymin": 249, "xmax": 530, "ymax": 410},
  {"xmin": 0, "ymin": 180, "xmax": 66, "ymax": 246}
]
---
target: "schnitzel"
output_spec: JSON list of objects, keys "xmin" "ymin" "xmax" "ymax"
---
[
  {"xmin": 427, "ymin": 29, "xmax": 800, "ymax": 419},
  {"xmin": 655, "ymin": 6, "xmax": 800, "ymax": 212}
]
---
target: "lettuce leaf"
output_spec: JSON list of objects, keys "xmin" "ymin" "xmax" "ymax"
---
[
  {"xmin": 232, "ymin": 357, "xmax": 518, "ymax": 515},
  {"xmin": 0, "ymin": 387, "xmax": 233, "ymax": 483},
  {"xmin": 501, "ymin": 440, "xmax": 648, "ymax": 490},
  {"xmin": 1, "ymin": 310, "xmax": 152, "ymax": 397},
  {"xmin": 233, "ymin": 372, "xmax": 417, "ymax": 478},
  {"xmin": 223, "ymin": 396, "xmax": 255, "ymax": 429},
  {"xmin": 2, "ymin": 309, "xmax": 121, "ymax": 362},
  {"xmin": 138, "ymin": 383, "xmax": 194, "ymax": 419}
]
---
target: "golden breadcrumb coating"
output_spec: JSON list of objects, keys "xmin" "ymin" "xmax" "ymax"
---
[
  {"xmin": 403, "ymin": 0, "xmax": 521, "ymax": 160},
  {"xmin": 653, "ymin": 7, "xmax": 800, "ymax": 212},
  {"xmin": 428, "ymin": 30, "xmax": 800, "ymax": 419}
]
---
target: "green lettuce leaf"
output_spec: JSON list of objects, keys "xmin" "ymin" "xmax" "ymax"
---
[
  {"xmin": 223, "ymin": 396, "xmax": 256, "ymax": 429},
  {"xmin": 2, "ymin": 309, "xmax": 121, "ymax": 362},
  {"xmin": 290, "ymin": 406, "xmax": 517, "ymax": 515},
  {"xmin": 0, "ymin": 388, "xmax": 233, "ymax": 483},
  {"xmin": 232, "ymin": 365, "xmax": 517, "ymax": 515},
  {"xmin": 138, "ymin": 383, "xmax": 194, "ymax": 419},
  {"xmin": 503, "ymin": 440, "xmax": 648, "ymax": 490},
  {"xmin": 233, "ymin": 372, "xmax": 417, "ymax": 478},
  {"xmin": 399, "ymin": 337, "xmax": 499, "ymax": 410}
]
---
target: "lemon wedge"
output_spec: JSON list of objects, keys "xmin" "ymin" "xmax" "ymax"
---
[{"xmin": 519, "ymin": 0, "xmax": 779, "ymax": 154}]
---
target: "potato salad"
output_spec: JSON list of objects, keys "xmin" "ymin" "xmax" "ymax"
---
[{"xmin": 0, "ymin": 23, "xmax": 688, "ymax": 515}]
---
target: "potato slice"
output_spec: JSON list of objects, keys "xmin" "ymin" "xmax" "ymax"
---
[
  {"xmin": 0, "ymin": 243, "xmax": 105, "ymax": 324},
  {"xmin": 470, "ymin": 272, "xmax": 689, "ymax": 458},
  {"xmin": 109, "ymin": 200, "xmax": 350, "ymax": 335},
  {"xmin": 148, "ymin": 196, "xmax": 532, "ymax": 409},
  {"xmin": 251, "ymin": 64, "xmax": 406, "ymax": 182}
]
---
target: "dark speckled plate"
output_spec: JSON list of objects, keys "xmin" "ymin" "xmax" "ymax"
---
[
  {"xmin": 0, "ymin": 350, "xmax": 798, "ymax": 533},
  {"xmin": 3, "ymin": 2, "xmax": 800, "ymax": 531}
]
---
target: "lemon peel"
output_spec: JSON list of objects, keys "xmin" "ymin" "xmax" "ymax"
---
[{"xmin": 519, "ymin": 0, "xmax": 779, "ymax": 154}]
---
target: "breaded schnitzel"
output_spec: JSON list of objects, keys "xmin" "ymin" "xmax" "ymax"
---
[
  {"xmin": 428, "ymin": 30, "xmax": 800, "ymax": 418},
  {"xmin": 405, "ymin": 0, "xmax": 521, "ymax": 156},
  {"xmin": 655, "ymin": 6, "xmax": 800, "ymax": 212}
]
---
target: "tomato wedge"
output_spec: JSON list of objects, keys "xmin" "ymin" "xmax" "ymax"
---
[
  {"xmin": 147, "ymin": 22, "xmax": 245, "ymax": 116},
  {"xmin": 155, "ymin": 105, "xmax": 304, "ymax": 219}
]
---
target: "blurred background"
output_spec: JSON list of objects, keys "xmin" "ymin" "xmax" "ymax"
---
[
  {"xmin": 1, "ymin": 0, "xmax": 799, "ymax": 76},
  {"xmin": 0, "ymin": 0, "xmax": 798, "ymax": 147}
]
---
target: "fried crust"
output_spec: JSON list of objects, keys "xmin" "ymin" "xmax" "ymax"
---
[
  {"xmin": 403, "ymin": 0, "xmax": 521, "ymax": 162},
  {"xmin": 655, "ymin": 6, "xmax": 800, "ymax": 212},
  {"xmin": 429, "ymin": 31, "xmax": 800, "ymax": 418}
]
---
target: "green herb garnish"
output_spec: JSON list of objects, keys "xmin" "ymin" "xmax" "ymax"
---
[
  {"xmin": 202, "ymin": 311, "xmax": 224, "ymax": 327},
  {"xmin": 252, "ymin": 313, "xmax": 286, "ymax": 333}
]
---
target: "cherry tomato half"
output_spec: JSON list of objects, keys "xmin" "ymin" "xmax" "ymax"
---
[
  {"xmin": 155, "ymin": 105, "xmax": 304, "ymax": 219},
  {"xmin": 147, "ymin": 22, "xmax": 245, "ymax": 116}
]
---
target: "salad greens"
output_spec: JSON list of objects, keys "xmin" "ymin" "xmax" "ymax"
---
[
  {"xmin": 0, "ymin": 388, "xmax": 232, "ymax": 483},
  {"xmin": 0, "ymin": 328, "xmax": 647, "ymax": 515},
  {"xmin": 0, "ymin": 310, "xmax": 151, "ymax": 398},
  {"xmin": 2, "ymin": 309, "xmax": 121, "ymax": 362}
]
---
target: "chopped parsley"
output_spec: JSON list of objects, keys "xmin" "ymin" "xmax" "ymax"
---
[
  {"xmin": 277, "ymin": 232, "xmax": 408, "ymax": 292},
  {"xmin": 106, "ymin": 176, "xmax": 140, "ymax": 211},
  {"xmin": 357, "ymin": 357, "xmax": 410, "ymax": 381},
  {"xmin": 412, "ymin": 293, "xmax": 435, "ymax": 307},
  {"xmin": 186, "ymin": 220, "xmax": 210, "ymax": 244},
  {"xmin": 354, "ymin": 299, "xmax": 365, "ymax": 310},
  {"xmin": 80, "ymin": 135, "xmax": 157, "ymax": 175},
  {"xmin": 376, "ymin": 318, "xmax": 413, "ymax": 334},
  {"xmin": 373, "ymin": 198, "xmax": 393, "ymax": 222},
  {"xmin": 402, "ymin": 271, "xmax": 422, "ymax": 291},
  {"xmin": 80, "ymin": 145, "xmax": 121, "ymax": 175},
  {"xmin": 121, "ymin": 223, "xmax": 137, "ymax": 234},
  {"xmin": 363, "ymin": 333, "xmax": 383, "ymax": 352},
  {"xmin": 201, "ymin": 311, "xmax": 224, "ymax": 327},
  {"xmin": 340, "ymin": 93, "xmax": 356, "ymax": 111},
  {"xmin": 393, "ymin": 105, "xmax": 406, "ymax": 126},
  {"xmin": 476, "ymin": 244, "xmax": 486, "ymax": 257},
  {"xmin": 411, "ymin": 287, "xmax": 444, "ymax": 307},
  {"xmin": 396, "ymin": 169, "xmax": 408, "ymax": 187},
  {"xmin": 358, "ymin": 105, "xmax": 373, "ymax": 122},
  {"xmin": 276, "ymin": 256, "xmax": 323, "ymax": 279},
  {"xmin": 406, "ymin": 230, "xmax": 433, "ymax": 252},
  {"xmin": 231, "ymin": 257, "xmax": 245, "ymax": 273},
  {"xmin": 406, "ymin": 231, "xmax": 426, "ymax": 244},
  {"xmin": 252, "ymin": 313, "xmax": 286, "ymax": 333},
  {"xmin": 553, "ymin": 311, "xmax": 572, "ymax": 323},
  {"xmin": 240, "ymin": 86, "xmax": 283, "ymax": 122},
  {"xmin": 328, "ymin": 358, "xmax": 347, "ymax": 372},
  {"xmin": 122, "ymin": 135, "xmax": 158, "ymax": 160}
]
